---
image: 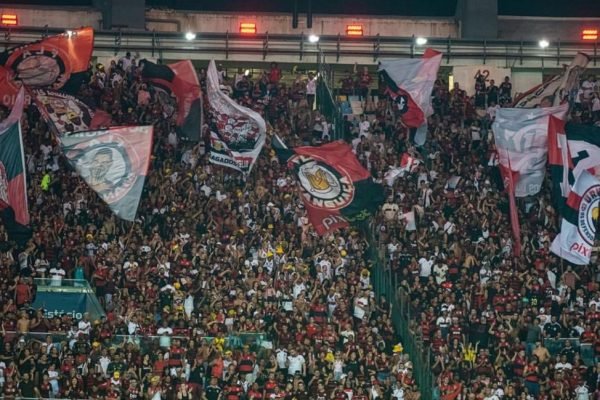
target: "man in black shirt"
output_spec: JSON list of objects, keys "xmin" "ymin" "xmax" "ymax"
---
[
  {"xmin": 19, "ymin": 372, "xmax": 36, "ymax": 399},
  {"xmin": 204, "ymin": 377, "xmax": 222, "ymax": 400}
]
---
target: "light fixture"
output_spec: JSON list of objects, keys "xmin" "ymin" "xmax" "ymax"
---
[
  {"xmin": 582, "ymin": 29, "xmax": 598, "ymax": 41},
  {"xmin": 65, "ymin": 30, "xmax": 74, "ymax": 38},
  {"xmin": 308, "ymin": 34, "xmax": 320, "ymax": 43},
  {"xmin": 415, "ymin": 37, "xmax": 428, "ymax": 46},
  {"xmin": 239, "ymin": 22, "xmax": 257, "ymax": 34},
  {"xmin": 539, "ymin": 39, "xmax": 549, "ymax": 48},
  {"xmin": 244, "ymin": 69, "xmax": 250, "ymax": 76},
  {"xmin": 346, "ymin": 24, "xmax": 363, "ymax": 36},
  {"xmin": 185, "ymin": 32, "xmax": 196, "ymax": 41},
  {"xmin": 1, "ymin": 14, "xmax": 18, "ymax": 26}
]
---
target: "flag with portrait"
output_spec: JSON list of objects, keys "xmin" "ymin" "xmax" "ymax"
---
[
  {"xmin": 0, "ymin": 27, "xmax": 94, "ymax": 107},
  {"xmin": 60, "ymin": 126, "xmax": 153, "ymax": 221}
]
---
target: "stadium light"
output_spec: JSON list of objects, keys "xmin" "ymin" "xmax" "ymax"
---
[
  {"xmin": 65, "ymin": 30, "xmax": 74, "ymax": 38},
  {"xmin": 308, "ymin": 34, "xmax": 320, "ymax": 43},
  {"xmin": 415, "ymin": 37, "xmax": 428, "ymax": 46},
  {"xmin": 539, "ymin": 39, "xmax": 549, "ymax": 48},
  {"xmin": 346, "ymin": 25, "xmax": 363, "ymax": 36},
  {"xmin": 185, "ymin": 32, "xmax": 196, "ymax": 41},
  {"xmin": 239, "ymin": 22, "xmax": 257, "ymax": 34},
  {"xmin": 582, "ymin": 29, "xmax": 598, "ymax": 41},
  {"xmin": 1, "ymin": 14, "xmax": 18, "ymax": 26}
]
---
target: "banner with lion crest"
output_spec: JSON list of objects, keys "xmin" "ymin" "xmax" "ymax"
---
[{"xmin": 274, "ymin": 137, "xmax": 384, "ymax": 234}]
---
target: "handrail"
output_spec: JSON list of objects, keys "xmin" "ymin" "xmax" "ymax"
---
[
  {"xmin": 0, "ymin": 26, "xmax": 597, "ymax": 66},
  {"xmin": 361, "ymin": 221, "xmax": 435, "ymax": 400}
]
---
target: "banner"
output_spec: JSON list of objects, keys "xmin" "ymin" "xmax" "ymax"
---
[
  {"xmin": 30, "ymin": 88, "xmax": 112, "ymax": 136},
  {"xmin": 0, "ymin": 27, "xmax": 94, "ymax": 107},
  {"xmin": 0, "ymin": 87, "xmax": 28, "ymax": 226},
  {"xmin": 492, "ymin": 104, "xmax": 568, "ymax": 197},
  {"xmin": 275, "ymin": 139, "xmax": 384, "ymax": 234},
  {"xmin": 452, "ymin": 65, "xmax": 511, "ymax": 96},
  {"xmin": 60, "ymin": 126, "xmax": 153, "ymax": 221},
  {"xmin": 206, "ymin": 60, "xmax": 266, "ymax": 173},
  {"xmin": 549, "ymin": 119, "xmax": 600, "ymax": 214},
  {"xmin": 379, "ymin": 49, "xmax": 442, "ymax": 145},
  {"xmin": 513, "ymin": 53, "xmax": 589, "ymax": 108},
  {"xmin": 139, "ymin": 59, "xmax": 202, "ymax": 141},
  {"xmin": 551, "ymin": 170, "xmax": 600, "ymax": 265}
]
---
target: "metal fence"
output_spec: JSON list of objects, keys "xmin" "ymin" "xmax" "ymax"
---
[
  {"xmin": 4, "ymin": 331, "xmax": 268, "ymax": 353},
  {"xmin": 361, "ymin": 221, "xmax": 436, "ymax": 400}
]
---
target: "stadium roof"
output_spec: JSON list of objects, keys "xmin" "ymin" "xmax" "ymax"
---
[{"xmin": 0, "ymin": 0, "xmax": 599, "ymax": 18}]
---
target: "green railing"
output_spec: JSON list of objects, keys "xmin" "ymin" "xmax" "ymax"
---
[
  {"xmin": 361, "ymin": 221, "xmax": 436, "ymax": 400},
  {"xmin": 5, "ymin": 331, "xmax": 268, "ymax": 353}
]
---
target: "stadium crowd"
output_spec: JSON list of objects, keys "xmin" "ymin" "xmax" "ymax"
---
[
  {"xmin": 0, "ymin": 57, "xmax": 416, "ymax": 400},
  {"xmin": 1, "ymin": 50, "xmax": 600, "ymax": 400}
]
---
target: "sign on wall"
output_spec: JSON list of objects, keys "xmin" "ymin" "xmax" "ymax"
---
[{"xmin": 451, "ymin": 65, "xmax": 511, "ymax": 96}]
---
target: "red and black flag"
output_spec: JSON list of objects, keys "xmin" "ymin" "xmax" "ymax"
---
[
  {"xmin": 0, "ymin": 87, "xmax": 29, "ymax": 227},
  {"xmin": 378, "ymin": 49, "xmax": 442, "ymax": 145},
  {"xmin": 60, "ymin": 126, "xmax": 153, "ymax": 221},
  {"xmin": 139, "ymin": 59, "xmax": 202, "ymax": 141},
  {"xmin": 0, "ymin": 27, "xmax": 94, "ymax": 107},
  {"xmin": 30, "ymin": 88, "xmax": 112, "ymax": 137},
  {"xmin": 274, "ymin": 136, "xmax": 384, "ymax": 234}
]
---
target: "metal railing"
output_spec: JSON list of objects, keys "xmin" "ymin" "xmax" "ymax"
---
[
  {"xmin": 543, "ymin": 338, "xmax": 595, "ymax": 366},
  {"xmin": 361, "ymin": 221, "xmax": 435, "ymax": 400},
  {"xmin": 3, "ymin": 330, "xmax": 268, "ymax": 352},
  {"xmin": 0, "ymin": 26, "xmax": 599, "ymax": 67}
]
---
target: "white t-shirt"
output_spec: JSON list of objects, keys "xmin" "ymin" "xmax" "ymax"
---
[
  {"xmin": 306, "ymin": 78, "xmax": 316, "ymax": 95},
  {"xmin": 418, "ymin": 258, "xmax": 433, "ymax": 278},
  {"xmin": 359, "ymin": 120, "xmax": 371, "ymax": 137},
  {"xmin": 276, "ymin": 349, "xmax": 288, "ymax": 369},
  {"xmin": 353, "ymin": 296, "xmax": 368, "ymax": 319},
  {"xmin": 287, "ymin": 354, "xmax": 305, "ymax": 375},
  {"xmin": 49, "ymin": 267, "xmax": 66, "ymax": 284}
]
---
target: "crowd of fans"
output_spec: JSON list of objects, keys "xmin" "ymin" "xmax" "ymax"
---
[
  {"xmin": 1, "ymin": 45, "xmax": 600, "ymax": 400},
  {"xmin": 0, "ymin": 56, "xmax": 418, "ymax": 400}
]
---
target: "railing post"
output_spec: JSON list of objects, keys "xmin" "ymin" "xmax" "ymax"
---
[
  {"xmin": 225, "ymin": 30, "xmax": 229, "ymax": 59},
  {"xmin": 519, "ymin": 40, "xmax": 523, "ymax": 65},
  {"xmin": 300, "ymin": 32, "xmax": 304, "ymax": 61},
  {"xmin": 114, "ymin": 29, "xmax": 122, "ymax": 56},
  {"xmin": 446, "ymin": 36, "xmax": 451, "ymax": 64},
  {"xmin": 336, "ymin": 33, "xmax": 340, "ymax": 62},
  {"xmin": 483, "ymin": 40, "xmax": 487, "ymax": 64},
  {"xmin": 373, "ymin": 33, "xmax": 380, "ymax": 62},
  {"xmin": 557, "ymin": 39, "xmax": 561, "ymax": 66},
  {"xmin": 263, "ymin": 31, "xmax": 269, "ymax": 60},
  {"xmin": 410, "ymin": 34, "xmax": 415, "ymax": 58}
]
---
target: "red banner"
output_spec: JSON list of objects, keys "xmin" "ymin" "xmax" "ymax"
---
[{"xmin": 0, "ymin": 27, "xmax": 94, "ymax": 107}]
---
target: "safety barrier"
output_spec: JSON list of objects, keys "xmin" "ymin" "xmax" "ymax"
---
[
  {"xmin": 361, "ymin": 221, "xmax": 436, "ymax": 400},
  {"xmin": 1, "ymin": 26, "xmax": 599, "ymax": 67},
  {"xmin": 4, "ymin": 330, "xmax": 268, "ymax": 353}
]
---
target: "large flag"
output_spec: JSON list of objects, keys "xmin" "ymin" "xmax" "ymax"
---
[
  {"xmin": 551, "ymin": 170, "xmax": 600, "ymax": 265},
  {"xmin": 493, "ymin": 104, "xmax": 568, "ymax": 197},
  {"xmin": 206, "ymin": 60, "xmax": 266, "ymax": 174},
  {"xmin": 60, "ymin": 126, "xmax": 153, "ymax": 221},
  {"xmin": 0, "ymin": 27, "xmax": 94, "ymax": 107},
  {"xmin": 139, "ymin": 59, "xmax": 202, "ymax": 141},
  {"xmin": 275, "ymin": 138, "xmax": 384, "ymax": 234},
  {"xmin": 379, "ymin": 49, "xmax": 442, "ymax": 145},
  {"xmin": 0, "ymin": 87, "xmax": 28, "ymax": 226},
  {"xmin": 30, "ymin": 88, "xmax": 112, "ymax": 136},
  {"xmin": 549, "ymin": 119, "xmax": 600, "ymax": 214},
  {"xmin": 513, "ymin": 53, "xmax": 589, "ymax": 108}
]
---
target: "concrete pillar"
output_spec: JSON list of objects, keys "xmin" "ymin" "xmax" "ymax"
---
[
  {"xmin": 456, "ymin": 0, "xmax": 498, "ymax": 39},
  {"xmin": 94, "ymin": 0, "xmax": 146, "ymax": 30}
]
